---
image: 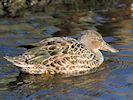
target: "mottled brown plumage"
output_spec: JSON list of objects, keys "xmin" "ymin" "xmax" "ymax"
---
[{"xmin": 4, "ymin": 30, "xmax": 118, "ymax": 76}]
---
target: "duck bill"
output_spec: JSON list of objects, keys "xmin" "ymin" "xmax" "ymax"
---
[{"xmin": 101, "ymin": 42, "xmax": 119, "ymax": 53}]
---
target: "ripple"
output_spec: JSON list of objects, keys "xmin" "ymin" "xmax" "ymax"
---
[
  {"xmin": 42, "ymin": 26, "xmax": 60, "ymax": 35},
  {"xmin": 0, "ymin": 4, "xmax": 132, "ymax": 100},
  {"xmin": 103, "ymin": 36, "xmax": 119, "ymax": 43}
]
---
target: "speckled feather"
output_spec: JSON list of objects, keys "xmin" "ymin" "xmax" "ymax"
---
[
  {"xmin": 5, "ymin": 37, "xmax": 100, "ymax": 75},
  {"xmin": 4, "ymin": 30, "xmax": 118, "ymax": 76}
]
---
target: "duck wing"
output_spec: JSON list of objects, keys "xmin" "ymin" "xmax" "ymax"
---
[
  {"xmin": 18, "ymin": 37, "xmax": 73, "ymax": 50},
  {"xmin": 5, "ymin": 37, "xmax": 78, "ymax": 65}
]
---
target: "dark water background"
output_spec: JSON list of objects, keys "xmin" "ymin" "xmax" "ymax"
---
[{"xmin": 0, "ymin": 1, "xmax": 133, "ymax": 100}]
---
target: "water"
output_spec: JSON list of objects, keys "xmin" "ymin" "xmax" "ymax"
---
[{"xmin": 0, "ymin": 7, "xmax": 133, "ymax": 100}]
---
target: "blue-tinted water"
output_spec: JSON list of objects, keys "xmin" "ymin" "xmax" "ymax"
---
[{"xmin": 0, "ymin": 9, "xmax": 133, "ymax": 100}]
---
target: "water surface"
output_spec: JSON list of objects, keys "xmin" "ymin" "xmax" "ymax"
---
[{"xmin": 0, "ymin": 7, "xmax": 133, "ymax": 100}]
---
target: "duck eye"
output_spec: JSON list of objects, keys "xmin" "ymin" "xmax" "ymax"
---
[{"xmin": 97, "ymin": 39, "xmax": 103, "ymax": 42}]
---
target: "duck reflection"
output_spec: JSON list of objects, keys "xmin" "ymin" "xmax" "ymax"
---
[{"xmin": 7, "ymin": 61, "xmax": 112, "ymax": 99}]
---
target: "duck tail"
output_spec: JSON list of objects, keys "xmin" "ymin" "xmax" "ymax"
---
[
  {"xmin": 4, "ymin": 56, "xmax": 16, "ymax": 63},
  {"xmin": 4, "ymin": 56, "xmax": 28, "ymax": 68}
]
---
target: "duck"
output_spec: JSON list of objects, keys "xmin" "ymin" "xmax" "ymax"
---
[{"xmin": 4, "ymin": 30, "xmax": 118, "ymax": 76}]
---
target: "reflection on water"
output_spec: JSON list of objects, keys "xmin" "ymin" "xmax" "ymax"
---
[
  {"xmin": 6, "ymin": 65, "xmax": 111, "ymax": 100},
  {"xmin": 0, "ymin": 6, "xmax": 133, "ymax": 100}
]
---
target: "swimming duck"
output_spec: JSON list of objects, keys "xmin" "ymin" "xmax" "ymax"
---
[{"xmin": 4, "ymin": 30, "xmax": 118, "ymax": 76}]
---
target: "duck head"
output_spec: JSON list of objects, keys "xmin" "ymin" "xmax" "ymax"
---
[{"xmin": 79, "ymin": 30, "xmax": 119, "ymax": 53}]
